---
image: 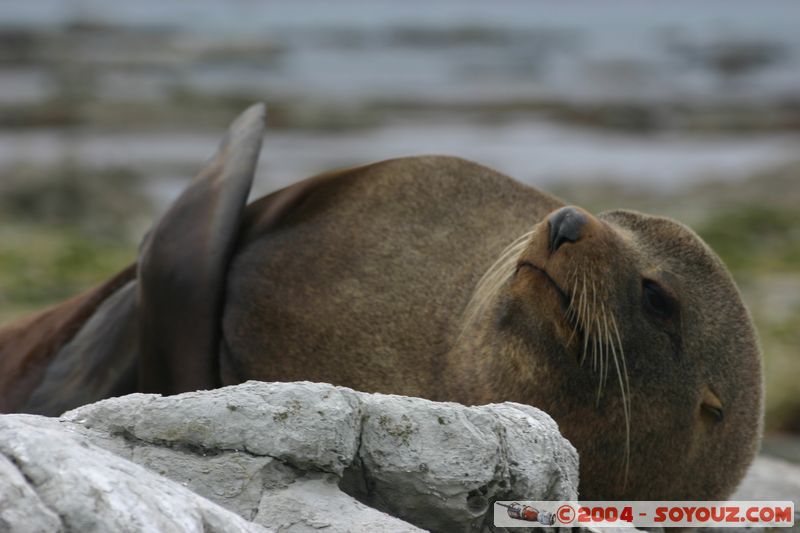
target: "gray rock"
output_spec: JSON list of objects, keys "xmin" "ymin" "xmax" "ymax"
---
[
  {"xmin": 255, "ymin": 474, "xmax": 423, "ymax": 532},
  {"xmin": 0, "ymin": 414, "xmax": 269, "ymax": 533},
  {"xmin": 0, "ymin": 452, "xmax": 61, "ymax": 533},
  {"xmin": 693, "ymin": 455, "xmax": 800, "ymax": 533},
  {"xmin": 65, "ymin": 381, "xmax": 363, "ymax": 476},
  {"xmin": 2, "ymin": 381, "xmax": 579, "ymax": 532},
  {"xmin": 733, "ymin": 455, "xmax": 800, "ymax": 509},
  {"xmin": 350, "ymin": 395, "xmax": 579, "ymax": 532},
  {"xmin": 131, "ymin": 445, "xmax": 287, "ymax": 521}
]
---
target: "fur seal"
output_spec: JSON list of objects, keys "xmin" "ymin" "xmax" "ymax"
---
[{"xmin": 0, "ymin": 105, "xmax": 763, "ymax": 501}]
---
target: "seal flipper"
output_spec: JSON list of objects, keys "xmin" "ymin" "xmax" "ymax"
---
[
  {"xmin": 0, "ymin": 104, "xmax": 265, "ymax": 413},
  {"xmin": 0, "ymin": 263, "xmax": 137, "ymax": 415},
  {"xmin": 137, "ymin": 103, "xmax": 266, "ymax": 394}
]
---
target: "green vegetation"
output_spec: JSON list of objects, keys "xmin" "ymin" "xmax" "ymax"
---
[
  {"xmin": 757, "ymin": 308, "xmax": 800, "ymax": 433},
  {"xmin": 0, "ymin": 225, "xmax": 133, "ymax": 321},
  {"xmin": 698, "ymin": 206, "xmax": 800, "ymax": 274},
  {"xmin": 0, "ymin": 163, "xmax": 147, "ymax": 322}
]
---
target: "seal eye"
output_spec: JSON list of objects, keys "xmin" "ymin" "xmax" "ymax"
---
[
  {"xmin": 642, "ymin": 280, "xmax": 673, "ymax": 319},
  {"xmin": 701, "ymin": 403, "xmax": 725, "ymax": 423},
  {"xmin": 701, "ymin": 387, "xmax": 724, "ymax": 423}
]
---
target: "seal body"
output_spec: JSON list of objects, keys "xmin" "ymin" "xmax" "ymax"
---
[
  {"xmin": 222, "ymin": 157, "xmax": 561, "ymax": 397},
  {"xmin": 221, "ymin": 155, "xmax": 763, "ymax": 501}
]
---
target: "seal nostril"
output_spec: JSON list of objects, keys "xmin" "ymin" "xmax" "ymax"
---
[{"xmin": 548, "ymin": 206, "xmax": 587, "ymax": 253}]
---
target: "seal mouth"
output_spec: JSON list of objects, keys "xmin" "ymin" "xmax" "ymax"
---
[
  {"xmin": 515, "ymin": 260, "xmax": 584, "ymax": 356},
  {"xmin": 515, "ymin": 261, "xmax": 570, "ymax": 310}
]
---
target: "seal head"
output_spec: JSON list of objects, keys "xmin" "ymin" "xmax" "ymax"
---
[{"xmin": 456, "ymin": 204, "xmax": 763, "ymax": 499}]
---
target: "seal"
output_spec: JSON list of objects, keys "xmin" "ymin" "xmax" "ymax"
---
[
  {"xmin": 0, "ymin": 105, "xmax": 763, "ymax": 501},
  {"xmin": 221, "ymin": 156, "xmax": 763, "ymax": 501}
]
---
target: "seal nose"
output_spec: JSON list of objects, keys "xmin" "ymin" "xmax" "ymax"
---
[{"xmin": 548, "ymin": 206, "xmax": 587, "ymax": 253}]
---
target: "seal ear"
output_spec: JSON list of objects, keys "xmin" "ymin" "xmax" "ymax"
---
[{"xmin": 137, "ymin": 104, "xmax": 266, "ymax": 394}]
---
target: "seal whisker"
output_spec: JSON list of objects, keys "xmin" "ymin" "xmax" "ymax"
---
[
  {"xmin": 565, "ymin": 267, "xmax": 577, "ymax": 312},
  {"xmin": 591, "ymin": 332, "xmax": 597, "ymax": 372},
  {"xmin": 601, "ymin": 304, "xmax": 611, "ymax": 390},
  {"xmin": 591, "ymin": 279, "xmax": 599, "ymax": 375},
  {"xmin": 460, "ymin": 231, "xmax": 535, "ymax": 339},
  {"xmin": 580, "ymin": 273, "xmax": 590, "ymax": 366},
  {"xmin": 594, "ymin": 310, "xmax": 604, "ymax": 406},
  {"xmin": 600, "ymin": 306, "xmax": 607, "ymax": 398},
  {"xmin": 566, "ymin": 268, "xmax": 581, "ymax": 347},
  {"xmin": 610, "ymin": 314, "xmax": 631, "ymax": 490},
  {"xmin": 597, "ymin": 303, "xmax": 608, "ymax": 405},
  {"xmin": 564, "ymin": 268, "xmax": 576, "ymax": 323},
  {"xmin": 575, "ymin": 272, "xmax": 584, "ymax": 363}
]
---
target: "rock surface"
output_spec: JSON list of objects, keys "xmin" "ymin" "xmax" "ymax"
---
[
  {"xmin": 0, "ymin": 381, "xmax": 580, "ymax": 532},
  {"xmin": 0, "ymin": 415, "xmax": 268, "ymax": 533},
  {"xmin": 688, "ymin": 455, "xmax": 800, "ymax": 533},
  {"xmin": 733, "ymin": 455, "xmax": 800, "ymax": 510}
]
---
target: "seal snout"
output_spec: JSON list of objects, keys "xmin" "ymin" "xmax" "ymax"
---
[{"xmin": 548, "ymin": 206, "xmax": 588, "ymax": 253}]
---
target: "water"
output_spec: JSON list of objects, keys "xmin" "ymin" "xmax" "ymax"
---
[
  {"xmin": 2, "ymin": 122, "xmax": 794, "ymax": 208},
  {"xmin": 2, "ymin": 0, "xmax": 799, "ymax": 103},
  {"xmin": 0, "ymin": 0, "xmax": 798, "ymax": 195}
]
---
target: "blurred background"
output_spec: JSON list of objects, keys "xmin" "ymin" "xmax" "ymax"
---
[{"xmin": 0, "ymin": 1, "xmax": 798, "ymax": 456}]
